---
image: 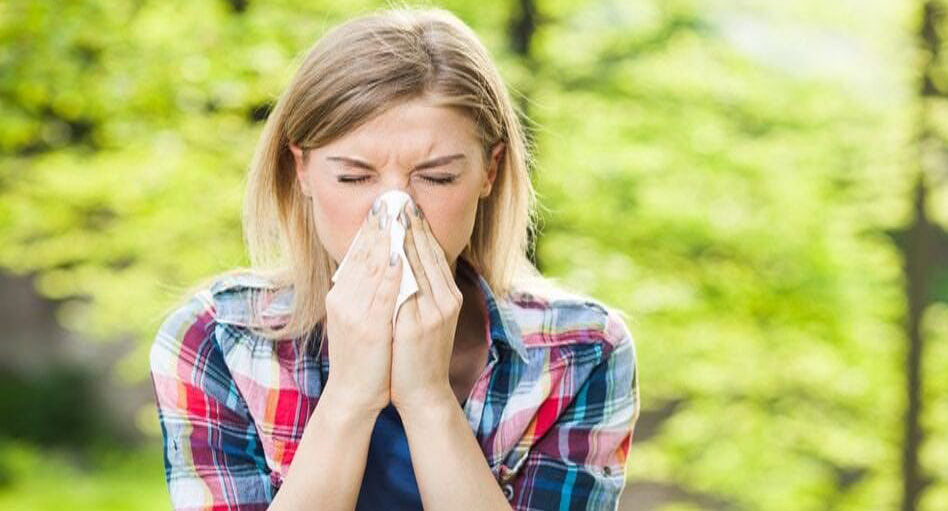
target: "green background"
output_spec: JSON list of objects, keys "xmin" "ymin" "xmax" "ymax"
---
[{"xmin": 1, "ymin": 0, "xmax": 946, "ymax": 510}]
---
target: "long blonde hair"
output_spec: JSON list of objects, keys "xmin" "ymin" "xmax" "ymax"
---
[{"xmin": 184, "ymin": 6, "xmax": 587, "ymax": 346}]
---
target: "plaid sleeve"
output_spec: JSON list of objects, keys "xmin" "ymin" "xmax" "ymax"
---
[
  {"xmin": 149, "ymin": 291, "xmax": 275, "ymax": 511},
  {"xmin": 509, "ymin": 309, "xmax": 640, "ymax": 511}
]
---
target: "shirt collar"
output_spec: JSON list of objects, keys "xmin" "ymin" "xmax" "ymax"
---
[
  {"xmin": 215, "ymin": 260, "xmax": 530, "ymax": 364},
  {"xmin": 457, "ymin": 258, "xmax": 529, "ymax": 364},
  {"xmin": 210, "ymin": 271, "xmax": 292, "ymax": 329}
]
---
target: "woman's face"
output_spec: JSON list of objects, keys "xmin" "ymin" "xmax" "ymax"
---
[{"xmin": 290, "ymin": 97, "xmax": 505, "ymax": 276}]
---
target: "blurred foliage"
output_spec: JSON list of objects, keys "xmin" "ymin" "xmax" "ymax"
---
[
  {"xmin": 0, "ymin": 441, "xmax": 166, "ymax": 511},
  {"xmin": 0, "ymin": 365, "xmax": 110, "ymax": 447},
  {"xmin": 1, "ymin": 0, "xmax": 947, "ymax": 510}
]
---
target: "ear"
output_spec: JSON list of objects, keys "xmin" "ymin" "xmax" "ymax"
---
[
  {"xmin": 289, "ymin": 142, "xmax": 310, "ymax": 196},
  {"xmin": 480, "ymin": 141, "xmax": 505, "ymax": 199}
]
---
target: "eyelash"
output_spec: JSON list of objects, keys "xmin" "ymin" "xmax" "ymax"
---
[{"xmin": 338, "ymin": 175, "xmax": 457, "ymax": 186}]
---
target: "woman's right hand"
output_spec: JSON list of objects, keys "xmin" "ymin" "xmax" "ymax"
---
[{"xmin": 322, "ymin": 198, "xmax": 403, "ymax": 416}]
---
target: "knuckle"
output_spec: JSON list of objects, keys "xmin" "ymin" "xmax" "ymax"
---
[
  {"xmin": 448, "ymin": 300, "xmax": 462, "ymax": 315},
  {"xmin": 422, "ymin": 316, "xmax": 441, "ymax": 332},
  {"xmin": 367, "ymin": 259, "xmax": 382, "ymax": 278}
]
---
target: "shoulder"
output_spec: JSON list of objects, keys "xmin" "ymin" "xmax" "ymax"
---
[
  {"xmin": 499, "ymin": 282, "xmax": 636, "ymax": 363},
  {"xmin": 206, "ymin": 269, "xmax": 292, "ymax": 329},
  {"xmin": 149, "ymin": 273, "xmax": 277, "ymax": 429},
  {"xmin": 149, "ymin": 269, "xmax": 288, "ymax": 375}
]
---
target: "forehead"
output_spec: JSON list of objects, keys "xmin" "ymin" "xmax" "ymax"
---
[{"xmin": 327, "ymin": 99, "xmax": 480, "ymax": 153}]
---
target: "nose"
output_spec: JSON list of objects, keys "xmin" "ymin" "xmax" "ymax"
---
[
  {"xmin": 374, "ymin": 185, "xmax": 417, "ymax": 216},
  {"xmin": 378, "ymin": 174, "xmax": 418, "ymax": 201}
]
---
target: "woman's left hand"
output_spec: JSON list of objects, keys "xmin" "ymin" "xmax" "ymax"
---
[{"xmin": 390, "ymin": 202, "xmax": 463, "ymax": 415}]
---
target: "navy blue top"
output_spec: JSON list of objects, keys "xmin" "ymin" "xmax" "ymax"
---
[{"xmin": 355, "ymin": 403, "xmax": 424, "ymax": 510}]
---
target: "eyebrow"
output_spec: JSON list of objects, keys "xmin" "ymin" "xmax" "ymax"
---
[{"xmin": 325, "ymin": 153, "xmax": 466, "ymax": 171}]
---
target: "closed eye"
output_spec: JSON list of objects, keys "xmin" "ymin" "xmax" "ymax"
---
[
  {"xmin": 338, "ymin": 175, "xmax": 457, "ymax": 185},
  {"xmin": 337, "ymin": 176, "xmax": 371, "ymax": 184}
]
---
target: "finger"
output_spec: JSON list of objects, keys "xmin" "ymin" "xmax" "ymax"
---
[
  {"xmin": 417, "ymin": 205, "xmax": 460, "ymax": 302},
  {"xmin": 350, "ymin": 203, "xmax": 390, "ymax": 308},
  {"xmin": 368, "ymin": 227, "xmax": 401, "ymax": 321},
  {"xmin": 334, "ymin": 200, "xmax": 383, "ymax": 297},
  {"xmin": 353, "ymin": 199, "xmax": 386, "ymax": 266},
  {"xmin": 407, "ymin": 203, "xmax": 458, "ymax": 309},
  {"xmin": 402, "ymin": 208, "xmax": 441, "ymax": 324}
]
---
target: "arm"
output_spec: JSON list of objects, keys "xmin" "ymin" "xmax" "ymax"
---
[
  {"xmin": 149, "ymin": 293, "xmax": 274, "ymax": 511},
  {"xmin": 150, "ymin": 292, "xmax": 381, "ymax": 511},
  {"xmin": 399, "ymin": 310, "xmax": 639, "ymax": 511},
  {"xmin": 400, "ymin": 390, "xmax": 514, "ymax": 511},
  {"xmin": 268, "ymin": 386, "xmax": 381, "ymax": 511},
  {"xmin": 505, "ymin": 310, "xmax": 640, "ymax": 511}
]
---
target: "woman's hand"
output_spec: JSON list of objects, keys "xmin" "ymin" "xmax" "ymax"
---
[
  {"xmin": 323, "ymin": 199, "xmax": 403, "ymax": 416},
  {"xmin": 390, "ymin": 202, "xmax": 464, "ymax": 414}
]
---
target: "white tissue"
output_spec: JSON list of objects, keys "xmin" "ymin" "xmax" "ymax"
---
[{"xmin": 330, "ymin": 190, "xmax": 419, "ymax": 329}]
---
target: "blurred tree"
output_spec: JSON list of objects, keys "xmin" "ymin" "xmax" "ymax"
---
[
  {"xmin": 891, "ymin": 2, "xmax": 948, "ymax": 510},
  {"xmin": 0, "ymin": 1, "xmax": 946, "ymax": 510}
]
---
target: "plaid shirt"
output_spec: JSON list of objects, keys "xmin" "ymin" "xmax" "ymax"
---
[{"xmin": 150, "ymin": 260, "xmax": 640, "ymax": 511}]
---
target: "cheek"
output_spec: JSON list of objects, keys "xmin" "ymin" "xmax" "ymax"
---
[
  {"xmin": 311, "ymin": 184, "xmax": 367, "ymax": 262},
  {"xmin": 421, "ymin": 192, "xmax": 479, "ymax": 259}
]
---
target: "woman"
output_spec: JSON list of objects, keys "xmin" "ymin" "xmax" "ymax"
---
[{"xmin": 149, "ymin": 6, "xmax": 639, "ymax": 511}]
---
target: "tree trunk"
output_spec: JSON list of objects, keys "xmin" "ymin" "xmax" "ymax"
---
[{"xmin": 901, "ymin": 2, "xmax": 943, "ymax": 509}]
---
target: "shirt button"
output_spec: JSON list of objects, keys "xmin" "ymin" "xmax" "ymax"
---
[
  {"xmin": 603, "ymin": 466, "xmax": 612, "ymax": 476},
  {"xmin": 502, "ymin": 483, "xmax": 514, "ymax": 501}
]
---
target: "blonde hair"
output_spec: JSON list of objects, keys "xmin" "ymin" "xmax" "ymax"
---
[{"xmin": 174, "ymin": 6, "xmax": 601, "ymax": 347}]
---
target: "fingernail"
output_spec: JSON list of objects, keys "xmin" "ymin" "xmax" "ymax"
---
[
  {"xmin": 380, "ymin": 213, "xmax": 389, "ymax": 229},
  {"xmin": 371, "ymin": 198, "xmax": 382, "ymax": 216},
  {"xmin": 389, "ymin": 252, "xmax": 399, "ymax": 266}
]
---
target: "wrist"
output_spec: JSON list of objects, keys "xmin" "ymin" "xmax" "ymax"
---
[
  {"xmin": 394, "ymin": 386, "xmax": 458, "ymax": 419},
  {"xmin": 318, "ymin": 384, "xmax": 386, "ymax": 424}
]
